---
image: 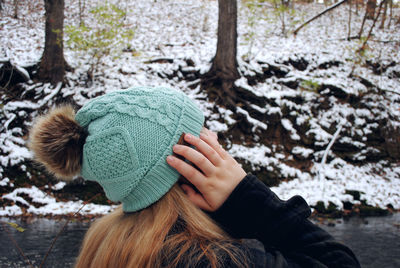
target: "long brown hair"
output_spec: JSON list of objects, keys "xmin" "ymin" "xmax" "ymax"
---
[{"xmin": 75, "ymin": 184, "xmax": 248, "ymax": 268}]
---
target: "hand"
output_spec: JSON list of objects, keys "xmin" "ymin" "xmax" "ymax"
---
[{"xmin": 166, "ymin": 128, "xmax": 246, "ymax": 212}]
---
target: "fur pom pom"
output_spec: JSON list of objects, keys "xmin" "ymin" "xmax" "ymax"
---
[{"xmin": 29, "ymin": 105, "xmax": 88, "ymax": 180}]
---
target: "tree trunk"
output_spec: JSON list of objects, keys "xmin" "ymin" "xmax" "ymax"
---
[
  {"xmin": 38, "ymin": 0, "xmax": 67, "ymax": 85},
  {"xmin": 366, "ymin": 0, "xmax": 376, "ymax": 19},
  {"xmin": 13, "ymin": 0, "xmax": 18, "ymax": 18},
  {"xmin": 379, "ymin": 0, "xmax": 388, "ymax": 29},
  {"xmin": 347, "ymin": 0, "xmax": 352, "ymax": 40},
  {"xmin": 355, "ymin": 0, "xmax": 358, "ymax": 15},
  {"xmin": 358, "ymin": 3, "xmax": 368, "ymax": 37},
  {"xmin": 78, "ymin": 0, "xmax": 86, "ymax": 26},
  {"xmin": 203, "ymin": 0, "xmax": 239, "ymax": 107},
  {"xmin": 387, "ymin": 0, "xmax": 393, "ymax": 27}
]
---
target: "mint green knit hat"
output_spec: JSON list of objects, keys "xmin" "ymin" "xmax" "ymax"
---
[{"xmin": 75, "ymin": 87, "xmax": 204, "ymax": 212}]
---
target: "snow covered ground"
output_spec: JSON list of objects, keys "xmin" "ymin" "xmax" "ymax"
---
[{"xmin": 0, "ymin": 0, "xmax": 399, "ymax": 216}]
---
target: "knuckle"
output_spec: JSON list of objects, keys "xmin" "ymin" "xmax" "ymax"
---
[
  {"xmin": 197, "ymin": 156, "xmax": 207, "ymax": 166},
  {"xmin": 209, "ymin": 149, "xmax": 217, "ymax": 159},
  {"xmin": 187, "ymin": 167, "xmax": 197, "ymax": 178}
]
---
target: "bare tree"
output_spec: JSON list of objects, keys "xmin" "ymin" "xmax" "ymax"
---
[
  {"xmin": 294, "ymin": 0, "xmax": 349, "ymax": 36},
  {"xmin": 203, "ymin": 0, "xmax": 239, "ymax": 107},
  {"xmin": 347, "ymin": 0, "xmax": 352, "ymax": 40},
  {"xmin": 380, "ymin": 0, "xmax": 388, "ymax": 29},
  {"xmin": 387, "ymin": 0, "xmax": 393, "ymax": 27},
  {"xmin": 13, "ymin": 0, "xmax": 18, "ymax": 18},
  {"xmin": 359, "ymin": 0, "xmax": 388, "ymax": 52},
  {"xmin": 358, "ymin": 2, "xmax": 369, "ymax": 37},
  {"xmin": 366, "ymin": 0, "xmax": 376, "ymax": 19},
  {"xmin": 38, "ymin": 0, "xmax": 68, "ymax": 85},
  {"xmin": 78, "ymin": 0, "xmax": 86, "ymax": 26}
]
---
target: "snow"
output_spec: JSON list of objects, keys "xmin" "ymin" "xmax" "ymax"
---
[
  {"xmin": 273, "ymin": 160, "xmax": 400, "ymax": 210},
  {"xmin": 237, "ymin": 107, "xmax": 268, "ymax": 132},
  {"xmin": 0, "ymin": 0, "xmax": 399, "ymax": 216},
  {"xmin": 2, "ymin": 186, "xmax": 117, "ymax": 216},
  {"xmin": 292, "ymin": 146, "xmax": 314, "ymax": 158},
  {"xmin": 282, "ymin": 118, "xmax": 301, "ymax": 140},
  {"xmin": 51, "ymin": 182, "xmax": 66, "ymax": 191}
]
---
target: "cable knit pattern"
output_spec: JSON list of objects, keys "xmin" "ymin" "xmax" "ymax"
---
[
  {"xmin": 76, "ymin": 89, "xmax": 177, "ymax": 134},
  {"xmin": 75, "ymin": 87, "xmax": 204, "ymax": 212}
]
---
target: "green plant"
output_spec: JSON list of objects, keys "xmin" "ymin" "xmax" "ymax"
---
[
  {"xmin": 268, "ymin": 0, "xmax": 298, "ymax": 36},
  {"xmin": 65, "ymin": 2, "xmax": 135, "ymax": 79},
  {"xmin": 349, "ymin": 37, "xmax": 372, "ymax": 77},
  {"xmin": 300, "ymin": 79, "xmax": 320, "ymax": 92},
  {"xmin": 242, "ymin": 0, "xmax": 301, "ymax": 44},
  {"xmin": 242, "ymin": 1, "xmax": 258, "ymax": 61}
]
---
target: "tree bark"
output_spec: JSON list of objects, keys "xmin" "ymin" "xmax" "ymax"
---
[
  {"xmin": 38, "ymin": 0, "xmax": 67, "ymax": 85},
  {"xmin": 379, "ymin": 0, "xmax": 388, "ymax": 29},
  {"xmin": 366, "ymin": 0, "xmax": 376, "ymax": 19},
  {"xmin": 203, "ymin": 0, "xmax": 239, "ymax": 107},
  {"xmin": 359, "ymin": 0, "xmax": 387, "ymax": 52},
  {"xmin": 387, "ymin": 0, "xmax": 393, "ymax": 27},
  {"xmin": 358, "ymin": 3, "xmax": 368, "ymax": 38},
  {"xmin": 347, "ymin": 0, "xmax": 352, "ymax": 40},
  {"xmin": 13, "ymin": 0, "xmax": 18, "ymax": 18}
]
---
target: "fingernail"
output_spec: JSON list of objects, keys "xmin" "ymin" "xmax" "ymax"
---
[
  {"xmin": 173, "ymin": 144, "xmax": 182, "ymax": 152},
  {"xmin": 185, "ymin": 133, "xmax": 193, "ymax": 140},
  {"xmin": 167, "ymin": 155, "xmax": 174, "ymax": 163}
]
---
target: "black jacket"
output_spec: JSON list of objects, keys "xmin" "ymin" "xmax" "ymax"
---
[{"xmin": 210, "ymin": 174, "xmax": 361, "ymax": 268}]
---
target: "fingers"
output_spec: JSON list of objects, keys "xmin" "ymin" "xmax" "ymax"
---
[
  {"xmin": 172, "ymin": 144, "xmax": 214, "ymax": 176},
  {"xmin": 184, "ymin": 133, "xmax": 224, "ymax": 165},
  {"xmin": 201, "ymin": 127, "xmax": 218, "ymax": 141},
  {"xmin": 198, "ymin": 131, "xmax": 228, "ymax": 160},
  {"xmin": 166, "ymin": 155, "xmax": 205, "ymax": 191},
  {"xmin": 180, "ymin": 184, "xmax": 213, "ymax": 211}
]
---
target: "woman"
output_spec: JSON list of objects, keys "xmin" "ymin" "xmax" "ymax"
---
[{"xmin": 29, "ymin": 87, "xmax": 360, "ymax": 268}]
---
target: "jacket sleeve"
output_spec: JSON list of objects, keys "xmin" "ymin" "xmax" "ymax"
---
[{"xmin": 211, "ymin": 174, "xmax": 361, "ymax": 268}]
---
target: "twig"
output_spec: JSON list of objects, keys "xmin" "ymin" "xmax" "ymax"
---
[
  {"xmin": 319, "ymin": 120, "xmax": 345, "ymax": 199},
  {"xmin": 39, "ymin": 193, "xmax": 102, "ymax": 268},
  {"xmin": 366, "ymin": 39, "xmax": 400, "ymax": 44},
  {"xmin": 358, "ymin": 0, "xmax": 388, "ymax": 52},
  {"xmin": 321, "ymin": 122, "xmax": 344, "ymax": 167},
  {"xmin": 347, "ymin": 0, "xmax": 352, "ymax": 40},
  {"xmin": 379, "ymin": 88, "xmax": 400, "ymax": 96},
  {"xmin": 332, "ymin": 37, "xmax": 399, "ymax": 43},
  {"xmin": 1, "ymin": 221, "xmax": 35, "ymax": 268},
  {"xmin": 1, "ymin": 63, "xmax": 14, "ymax": 91},
  {"xmin": 293, "ymin": 0, "xmax": 349, "ymax": 35}
]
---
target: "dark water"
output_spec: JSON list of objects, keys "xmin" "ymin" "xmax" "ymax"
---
[
  {"xmin": 1, "ymin": 214, "xmax": 399, "ymax": 268},
  {"xmin": 317, "ymin": 213, "xmax": 400, "ymax": 268}
]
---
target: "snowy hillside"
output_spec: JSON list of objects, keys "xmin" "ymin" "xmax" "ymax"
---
[{"xmin": 1, "ymin": 0, "xmax": 399, "ymax": 217}]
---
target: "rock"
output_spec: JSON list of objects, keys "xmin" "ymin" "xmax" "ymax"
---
[
  {"xmin": 318, "ymin": 60, "xmax": 342, "ymax": 70},
  {"xmin": 0, "ymin": 60, "xmax": 31, "ymax": 89},
  {"xmin": 382, "ymin": 125, "xmax": 400, "ymax": 159}
]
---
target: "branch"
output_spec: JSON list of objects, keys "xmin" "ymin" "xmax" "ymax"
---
[
  {"xmin": 1, "ymin": 221, "xmax": 34, "ymax": 268},
  {"xmin": 369, "ymin": 39, "xmax": 400, "ymax": 44},
  {"xmin": 358, "ymin": 0, "xmax": 388, "ymax": 52},
  {"xmin": 321, "ymin": 122, "xmax": 344, "ymax": 166},
  {"xmin": 39, "ymin": 193, "xmax": 102, "ymax": 268},
  {"xmin": 294, "ymin": 0, "xmax": 350, "ymax": 36},
  {"xmin": 382, "ymin": 88, "xmax": 400, "ymax": 96}
]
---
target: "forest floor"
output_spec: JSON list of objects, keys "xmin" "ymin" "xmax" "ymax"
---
[{"xmin": 0, "ymin": 0, "xmax": 399, "ymax": 218}]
